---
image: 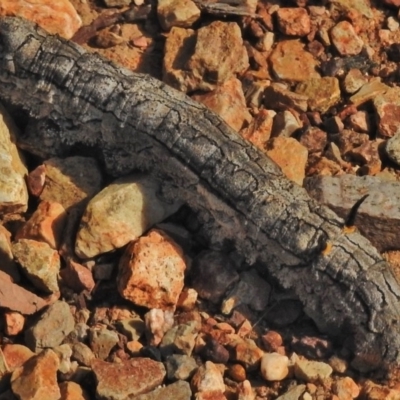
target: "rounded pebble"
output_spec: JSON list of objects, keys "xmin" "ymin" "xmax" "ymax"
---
[{"xmin": 260, "ymin": 352, "xmax": 289, "ymax": 381}]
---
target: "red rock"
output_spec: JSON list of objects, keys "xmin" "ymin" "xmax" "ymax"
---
[
  {"xmin": 27, "ymin": 165, "xmax": 46, "ymax": 197},
  {"xmin": 16, "ymin": 201, "xmax": 66, "ymax": 250},
  {"xmin": 0, "ymin": 0, "xmax": 82, "ymax": 39},
  {"xmin": 191, "ymin": 361, "xmax": 225, "ymax": 393},
  {"xmin": 228, "ymin": 364, "xmax": 246, "ymax": 382},
  {"xmin": 266, "ymin": 137, "xmax": 308, "ymax": 186},
  {"xmin": 0, "ymin": 271, "xmax": 47, "ymax": 315},
  {"xmin": 269, "ymin": 40, "xmax": 319, "ymax": 82},
  {"xmin": 276, "ymin": 7, "xmax": 311, "ymax": 36},
  {"xmin": 118, "ymin": 229, "xmax": 186, "ymax": 311},
  {"xmin": 92, "ymin": 358, "xmax": 166, "ymax": 399},
  {"xmin": 60, "ymin": 260, "xmax": 95, "ymax": 292},
  {"xmin": 191, "ymin": 78, "xmax": 252, "ymax": 131},
  {"xmin": 4, "ymin": 312, "xmax": 25, "ymax": 336},
  {"xmin": 240, "ymin": 109, "xmax": 275, "ymax": 150},
  {"xmin": 11, "ymin": 349, "xmax": 60, "ymax": 400},
  {"xmin": 157, "ymin": 0, "xmax": 200, "ymax": 31}
]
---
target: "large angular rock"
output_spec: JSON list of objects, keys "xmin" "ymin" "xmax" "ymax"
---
[
  {"xmin": 40, "ymin": 156, "xmax": 103, "ymax": 211},
  {"xmin": 0, "ymin": 0, "xmax": 82, "ymax": 39},
  {"xmin": 75, "ymin": 174, "xmax": 182, "ymax": 259},
  {"xmin": 25, "ymin": 301, "xmax": 75, "ymax": 352},
  {"xmin": 12, "ymin": 239, "xmax": 60, "ymax": 293},
  {"xmin": 10, "ymin": 349, "xmax": 60, "ymax": 400},
  {"xmin": 269, "ymin": 40, "xmax": 319, "ymax": 82},
  {"xmin": 117, "ymin": 229, "xmax": 186, "ymax": 311},
  {"xmin": 0, "ymin": 103, "xmax": 28, "ymax": 215},
  {"xmin": 92, "ymin": 358, "xmax": 166, "ymax": 400}
]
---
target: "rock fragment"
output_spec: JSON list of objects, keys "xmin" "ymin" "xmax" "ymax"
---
[
  {"xmin": 157, "ymin": 0, "xmax": 200, "ymax": 31},
  {"xmin": 10, "ymin": 349, "xmax": 60, "ymax": 400},
  {"xmin": 12, "ymin": 239, "xmax": 60, "ymax": 293},
  {"xmin": 0, "ymin": 0, "xmax": 81, "ymax": 39},
  {"xmin": 117, "ymin": 229, "xmax": 186, "ymax": 311},
  {"xmin": 269, "ymin": 40, "xmax": 319, "ymax": 82},
  {"xmin": 25, "ymin": 301, "xmax": 75, "ymax": 352},
  {"xmin": 92, "ymin": 358, "xmax": 166, "ymax": 400},
  {"xmin": 330, "ymin": 21, "xmax": 364, "ymax": 56},
  {"xmin": 276, "ymin": 7, "xmax": 311, "ymax": 37},
  {"xmin": 75, "ymin": 174, "xmax": 181, "ymax": 259},
  {"xmin": 373, "ymin": 86, "xmax": 400, "ymax": 137}
]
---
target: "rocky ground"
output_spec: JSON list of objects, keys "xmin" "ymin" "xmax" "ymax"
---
[{"xmin": 2, "ymin": 0, "xmax": 400, "ymax": 399}]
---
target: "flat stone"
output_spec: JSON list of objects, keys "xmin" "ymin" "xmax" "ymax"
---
[
  {"xmin": 0, "ymin": 103, "xmax": 28, "ymax": 215},
  {"xmin": 191, "ymin": 250, "xmax": 239, "ymax": 304},
  {"xmin": 92, "ymin": 358, "xmax": 166, "ymax": 400},
  {"xmin": 10, "ymin": 349, "xmax": 60, "ymax": 400},
  {"xmin": 266, "ymin": 137, "xmax": 308, "ymax": 186},
  {"xmin": 304, "ymin": 174, "xmax": 400, "ymax": 252},
  {"xmin": 75, "ymin": 174, "xmax": 181, "ymax": 259},
  {"xmin": 330, "ymin": 21, "xmax": 364, "ymax": 56},
  {"xmin": 134, "ymin": 380, "xmax": 192, "ymax": 400},
  {"xmin": 295, "ymin": 77, "xmax": 341, "ymax": 113},
  {"xmin": 269, "ymin": 40, "xmax": 320, "ymax": 82},
  {"xmin": 25, "ymin": 301, "xmax": 75, "ymax": 352},
  {"xmin": 191, "ymin": 78, "xmax": 252, "ymax": 131},
  {"xmin": 276, "ymin": 384, "xmax": 306, "ymax": 400},
  {"xmin": 0, "ymin": 0, "xmax": 81, "ymax": 39},
  {"xmin": 349, "ymin": 80, "xmax": 390, "ymax": 107},
  {"xmin": 0, "ymin": 271, "xmax": 47, "ymax": 315},
  {"xmin": 16, "ymin": 201, "xmax": 66, "ymax": 250},
  {"xmin": 103, "ymin": 0, "xmax": 131, "ymax": 6},
  {"xmin": 39, "ymin": 156, "xmax": 103, "ymax": 212},
  {"xmin": 157, "ymin": 0, "xmax": 200, "ymax": 31},
  {"xmin": 373, "ymin": 86, "xmax": 400, "ymax": 137},
  {"xmin": 12, "ymin": 239, "xmax": 60, "ymax": 293},
  {"xmin": 294, "ymin": 358, "xmax": 333, "ymax": 382},
  {"xmin": 117, "ymin": 229, "xmax": 186, "ymax": 311},
  {"xmin": 276, "ymin": 7, "xmax": 311, "ymax": 36}
]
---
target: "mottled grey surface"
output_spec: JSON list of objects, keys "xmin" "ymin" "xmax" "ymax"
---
[{"xmin": 0, "ymin": 17, "xmax": 400, "ymax": 372}]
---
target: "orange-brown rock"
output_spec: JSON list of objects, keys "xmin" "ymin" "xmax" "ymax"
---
[
  {"xmin": 118, "ymin": 229, "xmax": 186, "ymax": 311},
  {"xmin": 0, "ymin": 0, "xmax": 81, "ymax": 39}
]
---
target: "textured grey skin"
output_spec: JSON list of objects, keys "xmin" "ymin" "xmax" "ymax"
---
[{"xmin": 0, "ymin": 17, "xmax": 400, "ymax": 371}]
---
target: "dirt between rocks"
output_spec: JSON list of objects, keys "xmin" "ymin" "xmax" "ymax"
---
[{"xmin": 2, "ymin": 0, "xmax": 400, "ymax": 399}]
